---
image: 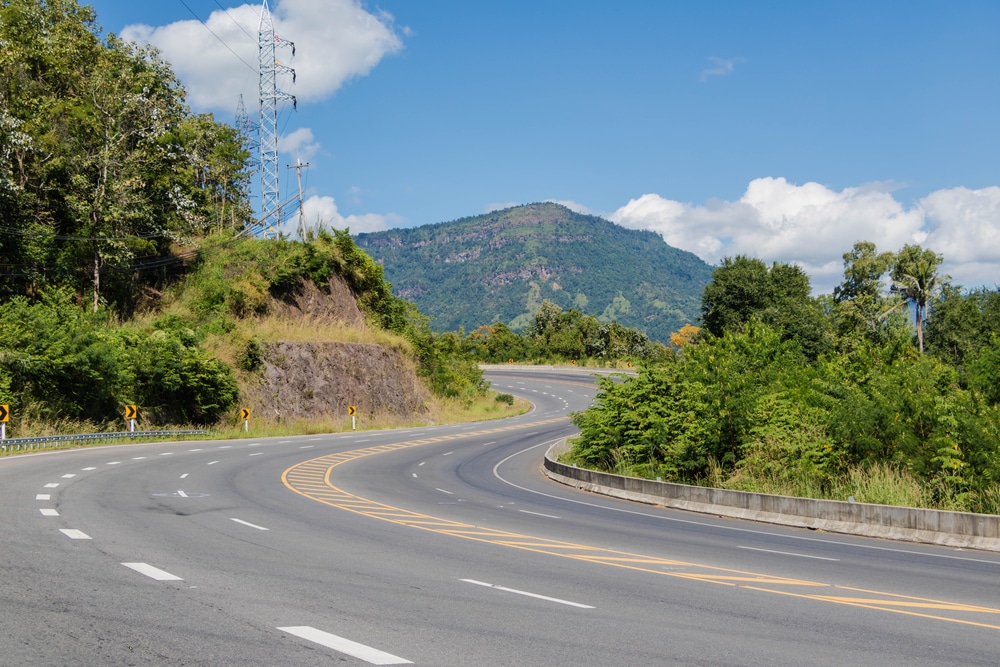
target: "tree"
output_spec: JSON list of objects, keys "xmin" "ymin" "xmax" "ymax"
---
[
  {"xmin": 833, "ymin": 241, "xmax": 899, "ymax": 341},
  {"xmin": 924, "ymin": 286, "xmax": 1000, "ymax": 369},
  {"xmin": 891, "ymin": 244, "xmax": 945, "ymax": 354},
  {"xmin": 701, "ymin": 256, "xmax": 831, "ymax": 359}
]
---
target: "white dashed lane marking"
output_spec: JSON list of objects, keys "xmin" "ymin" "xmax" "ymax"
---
[
  {"xmin": 60, "ymin": 529, "xmax": 91, "ymax": 540},
  {"xmin": 121, "ymin": 563, "xmax": 183, "ymax": 581},
  {"xmin": 461, "ymin": 579, "xmax": 594, "ymax": 609},
  {"xmin": 39, "ymin": 509, "xmax": 59, "ymax": 517},
  {"xmin": 230, "ymin": 518, "xmax": 268, "ymax": 531},
  {"xmin": 277, "ymin": 627, "xmax": 412, "ymax": 665}
]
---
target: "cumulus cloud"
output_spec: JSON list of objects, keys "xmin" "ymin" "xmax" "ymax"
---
[
  {"xmin": 700, "ymin": 56, "xmax": 745, "ymax": 81},
  {"xmin": 277, "ymin": 127, "xmax": 320, "ymax": 160},
  {"xmin": 610, "ymin": 178, "xmax": 1000, "ymax": 293},
  {"xmin": 279, "ymin": 194, "xmax": 401, "ymax": 238},
  {"xmin": 122, "ymin": 0, "xmax": 404, "ymax": 110}
]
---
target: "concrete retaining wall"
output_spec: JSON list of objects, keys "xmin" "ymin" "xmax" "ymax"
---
[{"xmin": 543, "ymin": 441, "xmax": 1000, "ymax": 552}]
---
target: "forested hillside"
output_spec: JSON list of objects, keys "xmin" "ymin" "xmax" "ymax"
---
[
  {"xmin": 567, "ymin": 243, "xmax": 1000, "ymax": 514},
  {"xmin": 355, "ymin": 203, "xmax": 713, "ymax": 342}
]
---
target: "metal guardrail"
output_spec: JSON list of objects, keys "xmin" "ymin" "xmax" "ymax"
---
[{"xmin": 0, "ymin": 430, "xmax": 209, "ymax": 453}]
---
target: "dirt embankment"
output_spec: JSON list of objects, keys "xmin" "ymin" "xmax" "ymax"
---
[{"xmin": 241, "ymin": 278, "xmax": 430, "ymax": 422}]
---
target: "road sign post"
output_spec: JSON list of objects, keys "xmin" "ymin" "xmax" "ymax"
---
[
  {"xmin": 241, "ymin": 408, "xmax": 251, "ymax": 432},
  {"xmin": 0, "ymin": 404, "xmax": 8, "ymax": 440},
  {"xmin": 124, "ymin": 405, "xmax": 137, "ymax": 432},
  {"xmin": 348, "ymin": 405, "xmax": 357, "ymax": 431}
]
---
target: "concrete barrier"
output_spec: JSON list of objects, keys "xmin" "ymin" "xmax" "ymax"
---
[{"xmin": 543, "ymin": 440, "xmax": 1000, "ymax": 552}]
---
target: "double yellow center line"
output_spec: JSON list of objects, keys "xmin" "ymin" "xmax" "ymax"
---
[{"xmin": 282, "ymin": 422, "xmax": 1000, "ymax": 631}]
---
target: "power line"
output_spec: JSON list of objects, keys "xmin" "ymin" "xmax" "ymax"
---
[
  {"xmin": 212, "ymin": 0, "xmax": 258, "ymax": 43},
  {"xmin": 176, "ymin": 0, "xmax": 256, "ymax": 73}
]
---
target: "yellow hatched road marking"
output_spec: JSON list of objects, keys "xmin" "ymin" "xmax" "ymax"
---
[{"xmin": 281, "ymin": 426, "xmax": 1000, "ymax": 631}]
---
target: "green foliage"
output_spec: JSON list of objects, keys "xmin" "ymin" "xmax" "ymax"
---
[
  {"xmin": 570, "ymin": 265, "xmax": 1000, "ymax": 512},
  {"xmin": 465, "ymin": 300, "xmax": 671, "ymax": 366},
  {"xmin": 0, "ymin": 289, "xmax": 236, "ymax": 426},
  {"xmin": 925, "ymin": 285, "xmax": 1000, "ymax": 370},
  {"xmin": 0, "ymin": 0, "xmax": 253, "ymax": 313},
  {"xmin": 495, "ymin": 393, "xmax": 515, "ymax": 406},
  {"xmin": 891, "ymin": 244, "xmax": 945, "ymax": 353},
  {"xmin": 701, "ymin": 256, "xmax": 832, "ymax": 359}
]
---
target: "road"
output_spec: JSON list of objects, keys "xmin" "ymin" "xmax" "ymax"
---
[{"xmin": 1, "ymin": 367, "xmax": 999, "ymax": 665}]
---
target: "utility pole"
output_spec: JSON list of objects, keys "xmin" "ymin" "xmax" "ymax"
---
[
  {"xmin": 287, "ymin": 158, "xmax": 310, "ymax": 241},
  {"xmin": 258, "ymin": 0, "xmax": 296, "ymax": 238}
]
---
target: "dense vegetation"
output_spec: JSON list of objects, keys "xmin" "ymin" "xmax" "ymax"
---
[
  {"xmin": 460, "ymin": 300, "xmax": 672, "ymax": 366},
  {"xmin": 0, "ymin": 1, "xmax": 485, "ymax": 433},
  {"xmin": 568, "ymin": 243, "xmax": 1000, "ymax": 513},
  {"xmin": 0, "ymin": 0, "xmax": 251, "ymax": 313},
  {"xmin": 356, "ymin": 202, "xmax": 713, "ymax": 342}
]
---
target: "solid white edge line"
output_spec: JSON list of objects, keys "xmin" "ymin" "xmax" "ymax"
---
[
  {"xmin": 230, "ymin": 518, "xmax": 269, "ymax": 531},
  {"xmin": 460, "ymin": 579, "xmax": 594, "ymax": 609},
  {"xmin": 491, "ymin": 440, "xmax": 1000, "ymax": 566},
  {"xmin": 59, "ymin": 529, "xmax": 91, "ymax": 540},
  {"xmin": 121, "ymin": 562, "xmax": 184, "ymax": 581},
  {"xmin": 277, "ymin": 626, "xmax": 412, "ymax": 665},
  {"xmin": 737, "ymin": 546, "xmax": 840, "ymax": 561}
]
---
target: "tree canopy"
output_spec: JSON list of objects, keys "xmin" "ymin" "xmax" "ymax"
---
[{"xmin": 0, "ymin": 0, "xmax": 252, "ymax": 313}]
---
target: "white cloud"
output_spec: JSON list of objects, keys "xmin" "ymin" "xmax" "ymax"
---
[
  {"xmin": 700, "ymin": 56, "xmax": 745, "ymax": 81},
  {"xmin": 277, "ymin": 127, "xmax": 319, "ymax": 160},
  {"xmin": 610, "ymin": 178, "xmax": 1000, "ymax": 293},
  {"xmin": 122, "ymin": 0, "xmax": 404, "ymax": 110},
  {"xmin": 920, "ymin": 186, "xmax": 1000, "ymax": 288},
  {"xmin": 282, "ymin": 195, "xmax": 401, "ymax": 238}
]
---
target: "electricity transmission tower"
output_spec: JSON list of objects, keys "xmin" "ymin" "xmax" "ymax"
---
[
  {"xmin": 257, "ymin": 0, "xmax": 296, "ymax": 237},
  {"xmin": 235, "ymin": 94, "xmax": 259, "ymax": 173}
]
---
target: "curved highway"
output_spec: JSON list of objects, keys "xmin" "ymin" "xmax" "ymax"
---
[{"xmin": 2, "ymin": 368, "xmax": 999, "ymax": 665}]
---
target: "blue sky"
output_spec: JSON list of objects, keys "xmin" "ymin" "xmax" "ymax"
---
[{"xmin": 88, "ymin": 0, "xmax": 1000, "ymax": 291}]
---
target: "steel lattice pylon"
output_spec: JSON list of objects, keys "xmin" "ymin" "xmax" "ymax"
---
[{"xmin": 258, "ymin": 0, "xmax": 296, "ymax": 237}]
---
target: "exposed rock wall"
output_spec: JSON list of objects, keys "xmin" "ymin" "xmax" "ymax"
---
[{"xmin": 247, "ymin": 341, "xmax": 430, "ymax": 422}]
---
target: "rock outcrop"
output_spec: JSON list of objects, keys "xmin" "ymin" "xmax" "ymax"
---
[{"xmin": 249, "ymin": 341, "xmax": 430, "ymax": 421}]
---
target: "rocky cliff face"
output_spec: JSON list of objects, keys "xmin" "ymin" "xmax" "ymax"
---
[
  {"xmin": 241, "ymin": 276, "xmax": 430, "ymax": 423},
  {"xmin": 248, "ymin": 341, "xmax": 429, "ymax": 422}
]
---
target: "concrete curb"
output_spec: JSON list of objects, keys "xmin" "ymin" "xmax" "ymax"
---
[{"xmin": 543, "ymin": 440, "xmax": 1000, "ymax": 552}]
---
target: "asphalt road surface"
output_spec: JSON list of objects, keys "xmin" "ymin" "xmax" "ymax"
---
[{"xmin": 2, "ymin": 367, "xmax": 1000, "ymax": 666}]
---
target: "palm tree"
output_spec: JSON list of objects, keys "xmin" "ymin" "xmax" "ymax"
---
[{"xmin": 891, "ymin": 244, "xmax": 945, "ymax": 354}]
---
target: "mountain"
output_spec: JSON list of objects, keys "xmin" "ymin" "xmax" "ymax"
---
[{"xmin": 355, "ymin": 203, "xmax": 713, "ymax": 342}]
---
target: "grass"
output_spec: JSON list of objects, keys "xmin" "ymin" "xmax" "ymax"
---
[{"xmin": 0, "ymin": 390, "xmax": 531, "ymax": 456}]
